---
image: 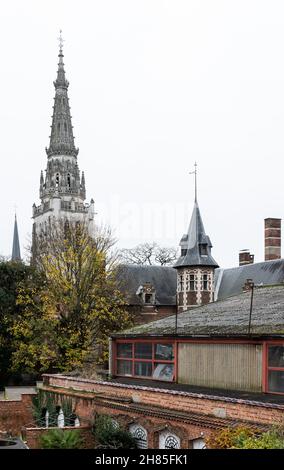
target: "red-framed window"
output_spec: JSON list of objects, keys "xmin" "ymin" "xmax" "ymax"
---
[
  {"xmin": 115, "ymin": 340, "xmax": 176, "ymax": 382},
  {"xmin": 266, "ymin": 342, "xmax": 284, "ymax": 394}
]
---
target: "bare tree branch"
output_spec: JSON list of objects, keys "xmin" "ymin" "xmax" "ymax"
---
[{"xmin": 119, "ymin": 242, "xmax": 177, "ymax": 266}]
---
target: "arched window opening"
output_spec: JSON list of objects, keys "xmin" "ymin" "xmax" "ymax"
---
[
  {"xmin": 56, "ymin": 173, "xmax": 60, "ymax": 188},
  {"xmin": 129, "ymin": 424, "xmax": 148, "ymax": 449},
  {"xmin": 64, "ymin": 122, "xmax": 67, "ymax": 133},
  {"xmin": 159, "ymin": 431, "xmax": 180, "ymax": 449},
  {"xmin": 67, "ymin": 173, "xmax": 71, "ymax": 190},
  {"xmin": 57, "ymin": 122, "xmax": 60, "ymax": 133}
]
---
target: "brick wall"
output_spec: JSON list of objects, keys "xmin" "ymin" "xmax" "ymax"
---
[
  {"xmin": 40, "ymin": 375, "xmax": 284, "ymax": 448},
  {"xmin": 0, "ymin": 394, "xmax": 35, "ymax": 436},
  {"xmin": 129, "ymin": 306, "xmax": 176, "ymax": 326},
  {"xmin": 24, "ymin": 425, "xmax": 95, "ymax": 449},
  {"xmin": 43, "ymin": 375, "xmax": 284, "ymax": 426}
]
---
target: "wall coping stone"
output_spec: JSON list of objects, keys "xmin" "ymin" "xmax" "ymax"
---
[{"xmin": 42, "ymin": 374, "xmax": 284, "ymax": 410}]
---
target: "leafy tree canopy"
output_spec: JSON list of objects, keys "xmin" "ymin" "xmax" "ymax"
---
[{"xmin": 9, "ymin": 220, "xmax": 132, "ymax": 374}]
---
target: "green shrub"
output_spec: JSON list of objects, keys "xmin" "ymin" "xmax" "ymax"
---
[
  {"xmin": 206, "ymin": 426, "xmax": 255, "ymax": 449},
  {"xmin": 207, "ymin": 422, "xmax": 284, "ymax": 449},
  {"xmin": 93, "ymin": 415, "xmax": 137, "ymax": 449},
  {"xmin": 236, "ymin": 430, "xmax": 284, "ymax": 449},
  {"xmin": 40, "ymin": 429, "xmax": 83, "ymax": 449}
]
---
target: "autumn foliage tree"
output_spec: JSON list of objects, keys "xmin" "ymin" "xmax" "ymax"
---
[{"xmin": 10, "ymin": 220, "xmax": 132, "ymax": 374}]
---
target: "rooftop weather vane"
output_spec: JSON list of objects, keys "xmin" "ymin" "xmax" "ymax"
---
[{"xmin": 189, "ymin": 162, "xmax": 197, "ymax": 202}]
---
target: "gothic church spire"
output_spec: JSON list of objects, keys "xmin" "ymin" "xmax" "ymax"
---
[
  {"xmin": 46, "ymin": 32, "xmax": 78, "ymax": 158},
  {"xmin": 12, "ymin": 214, "xmax": 21, "ymax": 261}
]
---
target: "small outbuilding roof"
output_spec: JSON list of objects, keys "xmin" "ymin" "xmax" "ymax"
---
[{"xmin": 113, "ymin": 284, "xmax": 284, "ymax": 337}]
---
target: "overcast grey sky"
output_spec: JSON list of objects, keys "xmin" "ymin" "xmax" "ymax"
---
[{"xmin": 0, "ymin": 0, "xmax": 283, "ymax": 268}]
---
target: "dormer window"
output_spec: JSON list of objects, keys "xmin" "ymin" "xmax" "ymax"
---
[
  {"xmin": 181, "ymin": 249, "xmax": 187, "ymax": 256},
  {"xmin": 145, "ymin": 293, "xmax": 153, "ymax": 304},
  {"xmin": 136, "ymin": 283, "xmax": 156, "ymax": 305},
  {"xmin": 200, "ymin": 244, "xmax": 207, "ymax": 256}
]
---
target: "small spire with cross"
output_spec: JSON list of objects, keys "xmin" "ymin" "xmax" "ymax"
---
[{"xmin": 189, "ymin": 162, "xmax": 198, "ymax": 203}]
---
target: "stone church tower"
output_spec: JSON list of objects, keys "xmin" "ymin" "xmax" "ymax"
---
[
  {"xmin": 32, "ymin": 36, "xmax": 94, "ymax": 244},
  {"xmin": 174, "ymin": 168, "xmax": 219, "ymax": 312}
]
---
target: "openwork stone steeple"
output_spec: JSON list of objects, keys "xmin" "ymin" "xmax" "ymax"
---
[
  {"xmin": 46, "ymin": 37, "xmax": 78, "ymax": 158},
  {"xmin": 32, "ymin": 33, "xmax": 95, "ymax": 244}
]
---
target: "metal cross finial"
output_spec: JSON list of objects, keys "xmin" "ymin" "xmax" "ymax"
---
[
  {"xmin": 189, "ymin": 162, "xmax": 198, "ymax": 203},
  {"xmin": 58, "ymin": 30, "xmax": 64, "ymax": 51}
]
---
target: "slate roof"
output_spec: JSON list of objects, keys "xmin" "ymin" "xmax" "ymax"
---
[
  {"xmin": 174, "ymin": 201, "xmax": 219, "ymax": 268},
  {"xmin": 117, "ymin": 264, "xmax": 177, "ymax": 306},
  {"xmin": 215, "ymin": 259, "xmax": 284, "ymax": 300},
  {"xmin": 113, "ymin": 284, "xmax": 284, "ymax": 337}
]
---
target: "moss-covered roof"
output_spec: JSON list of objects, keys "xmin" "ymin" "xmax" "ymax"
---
[{"xmin": 113, "ymin": 284, "xmax": 284, "ymax": 337}]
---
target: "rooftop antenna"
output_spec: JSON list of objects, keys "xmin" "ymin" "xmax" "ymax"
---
[{"xmin": 189, "ymin": 162, "xmax": 197, "ymax": 203}]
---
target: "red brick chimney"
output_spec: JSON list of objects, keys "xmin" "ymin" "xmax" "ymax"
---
[
  {"xmin": 264, "ymin": 218, "xmax": 281, "ymax": 261},
  {"xmin": 239, "ymin": 249, "xmax": 254, "ymax": 266}
]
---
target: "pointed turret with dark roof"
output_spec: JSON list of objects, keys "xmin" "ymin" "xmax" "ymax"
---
[
  {"xmin": 12, "ymin": 214, "xmax": 21, "ymax": 261},
  {"xmin": 174, "ymin": 165, "xmax": 219, "ymax": 311},
  {"xmin": 174, "ymin": 201, "xmax": 219, "ymax": 269}
]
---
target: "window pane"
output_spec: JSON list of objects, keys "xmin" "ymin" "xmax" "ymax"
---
[
  {"xmin": 117, "ymin": 343, "xmax": 132, "ymax": 358},
  {"xmin": 153, "ymin": 363, "xmax": 174, "ymax": 381},
  {"xmin": 117, "ymin": 360, "xmax": 132, "ymax": 376},
  {"xmin": 154, "ymin": 343, "xmax": 174, "ymax": 360},
  {"xmin": 134, "ymin": 362, "xmax": 152, "ymax": 377},
  {"xmin": 268, "ymin": 346, "xmax": 284, "ymax": 368},
  {"xmin": 268, "ymin": 370, "xmax": 284, "ymax": 393},
  {"xmin": 134, "ymin": 343, "xmax": 152, "ymax": 359},
  {"xmin": 145, "ymin": 294, "xmax": 152, "ymax": 304}
]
